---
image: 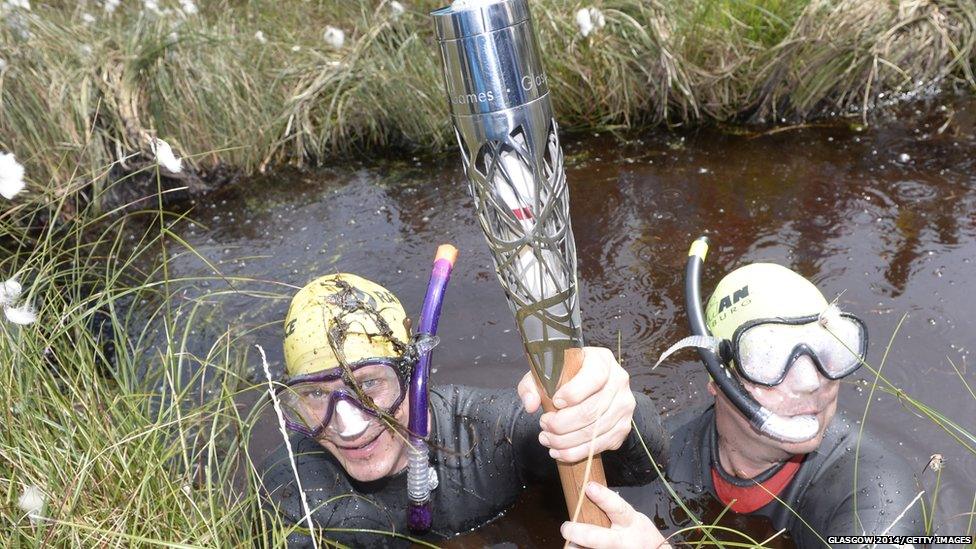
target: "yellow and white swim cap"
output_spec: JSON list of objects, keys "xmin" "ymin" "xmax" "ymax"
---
[
  {"xmin": 705, "ymin": 263, "xmax": 828, "ymax": 340},
  {"xmin": 283, "ymin": 273, "xmax": 409, "ymax": 377}
]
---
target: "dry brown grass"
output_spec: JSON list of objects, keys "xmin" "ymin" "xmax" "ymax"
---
[{"xmin": 0, "ymin": 0, "xmax": 974, "ymax": 200}]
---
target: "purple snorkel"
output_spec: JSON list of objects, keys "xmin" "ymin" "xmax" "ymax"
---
[{"xmin": 407, "ymin": 244, "xmax": 458, "ymax": 532}]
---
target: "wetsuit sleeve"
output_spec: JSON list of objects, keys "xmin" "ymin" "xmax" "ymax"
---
[{"xmin": 604, "ymin": 391, "xmax": 668, "ymax": 484}]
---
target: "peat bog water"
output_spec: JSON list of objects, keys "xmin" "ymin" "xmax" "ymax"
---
[{"xmin": 162, "ymin": 95, "xmax": 976, "ymax": 547}]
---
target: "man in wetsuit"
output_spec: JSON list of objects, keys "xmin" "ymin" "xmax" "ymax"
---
[
  {"xmin": 258, "ymin": 273, "xmax": 668, "ymax": 547},
  {"xmin": 561, "ymin": 263, "xmax": 924, "ymax": 548}
]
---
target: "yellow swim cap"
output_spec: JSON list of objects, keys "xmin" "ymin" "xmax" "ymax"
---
[
  {"xmin": 705, "ymin": 263, "xmax": 828, "ymax": 341},
  {"xmin": 283, "ymin": 273, "xmax": 409, "ymax": 377}
]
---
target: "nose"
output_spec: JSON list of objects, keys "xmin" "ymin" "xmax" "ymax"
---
[
  {"xmin": 785, "ymin": 355, "xmax": 822, "ymax": 393},
  {"xmin": 331, "ymin": 399, "xmax": 371, "ymax": 438}
]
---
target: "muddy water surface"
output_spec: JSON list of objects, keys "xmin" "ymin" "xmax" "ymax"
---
[{"xmin": 170, "ymin": 96, "xmax": 976, "ymax": 547}]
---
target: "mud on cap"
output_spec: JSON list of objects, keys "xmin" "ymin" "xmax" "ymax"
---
[
  {"xmin": 283, "ymin": 273, "xmax": 409, "ymax": 377},
  {"xmin": 705, "ymin": 263, "xmax": 828, "ymax": 341}
]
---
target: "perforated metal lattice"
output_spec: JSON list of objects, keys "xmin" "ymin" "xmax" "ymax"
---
[{"xmin": 456, "ymin": 120, "xmax": 583, "ymax": 396}]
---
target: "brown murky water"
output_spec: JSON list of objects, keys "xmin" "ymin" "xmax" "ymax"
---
[{"xmin": 167, "ymin": 95, "xmax": 976, "ymax": 546}]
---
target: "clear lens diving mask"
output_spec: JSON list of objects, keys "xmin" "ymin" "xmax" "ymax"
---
[
  {"xmin": 724, "ymin": 306, "xmax": 868, "ymax": 387},
  {"xmin": 278, "ymin": 358, "xmax": 408, "ymax": 438}
]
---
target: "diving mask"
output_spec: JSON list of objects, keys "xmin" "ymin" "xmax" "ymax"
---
[
  {"xmin": 724, "ymin": 305, "xmax": 868, "ymax": 386},
  {"xmin": 278, "ymin": 358, "xmax": 408, "ymax": 438}
]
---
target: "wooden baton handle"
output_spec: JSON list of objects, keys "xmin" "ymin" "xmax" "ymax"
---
[{"xmin": 533, "ymin": 348, "xmax": 612, "ymax": 527}]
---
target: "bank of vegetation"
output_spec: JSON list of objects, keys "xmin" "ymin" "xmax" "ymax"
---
[
  {"xmin": 2, "ymin": 1, "xmax": 976, "ymax": 545},
  {"xmin": 2, "ymin": 0, "xmax": 976, "ymax": 200}
]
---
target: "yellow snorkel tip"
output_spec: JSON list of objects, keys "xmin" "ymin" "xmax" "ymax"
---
[
  {"xmin": 688, "ymin": 237, "xmax": 709, "ymax": 261},
  {"xmin": 435, "ymin": 244, "xmax": 459, "ymax": 266}
]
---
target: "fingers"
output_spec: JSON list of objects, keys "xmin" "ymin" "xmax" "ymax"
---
[
  {"xmin": 517, "ymin": 371, "xmax": 542, "ymax": 414},
  {"xmin": 541, "ymin": 374, "xmax": 634, "ymax": 436},
  {"xmin": 551, "ymin": 347, "xmax": 614, "ymax": 408},
  {"xmin": 584, "ymin": 482, "xmax": 635, "ymax": 526},
  {"xmin": 542, "ymin": 415, "xmax": 632, "ymax": 462},
  {"xmin": 560, "ymin": 521, "xmax": 622, "ymax": 549},
  {"xmin": 561, "ymin": 483, "xmax": 668, "ymax": 549},
  {"xmin": 540, "ymin": 384, "xmax": 614, "ymax": 436}
]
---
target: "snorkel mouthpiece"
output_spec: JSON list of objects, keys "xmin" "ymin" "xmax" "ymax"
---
[
  {"xmin": 407, "ymin": 244, "xmax": 458, "ymax": 532},
  {"xmin": 684, "ymin": 237, "xmax": 819, "ymax": 444}
]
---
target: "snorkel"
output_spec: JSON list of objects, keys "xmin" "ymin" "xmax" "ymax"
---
[
  {"xmin": 407, "ymin": 244, "xmax": 458, "ymax": 532},
  {"xmin": 685, "ymin": 237, "xmax": 819, "ymax": 444}
]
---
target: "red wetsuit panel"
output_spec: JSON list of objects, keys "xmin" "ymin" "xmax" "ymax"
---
[{"xmin": 711, "ymin": 454, "xmax": 805, "ymax": 514}]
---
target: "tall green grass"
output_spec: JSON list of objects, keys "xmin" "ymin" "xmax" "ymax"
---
[
  {"xmin": 0, "ymin": 159, "xmax": 297, "ymax": 545},
  {"xmin": 2, "ymin": 0, "xmax": 975, "ymax": 201}
]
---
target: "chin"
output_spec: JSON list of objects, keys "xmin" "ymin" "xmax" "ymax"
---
[
  {"xmin": 773, "ymin": 406, "xmax": 835, "ymax": 455},
  {"xmin": 778, "ymin": 432, "xmax": 825, "ymax": 455}
]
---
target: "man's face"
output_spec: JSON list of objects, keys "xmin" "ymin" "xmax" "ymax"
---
[
  {"xmin": 711, "ymin": 354, "xmax": 840, "ymax": 457},
  {"xmin": 314, "ymin": 393, "xmax": 412, "ymax": 482}
]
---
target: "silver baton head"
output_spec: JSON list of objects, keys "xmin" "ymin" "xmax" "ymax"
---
[{"xmin": 433, "ymin": 0, "xmax": 583, "ymax": 396}]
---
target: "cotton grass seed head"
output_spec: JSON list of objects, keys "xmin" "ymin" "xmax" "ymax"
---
[
  {"xmin": 254, "ymin": 30, "xmax": 267, "ymax": 44},
  {"xmin": 6, "ymin": 0, "xmax": 31, "ymax": 11},
  {"xmin": 0, "ymin": 152, "xmax": 26, "ymax": 200},
  {"xmin": 150, "ymin": 138, "xmax": 183, "ymax": 173},
  {"xmin": 179, "ymin": 0, "xmax": 197, "ymax": 15},
  {"xmin": 589, "ymin": 7, "xmax": 606, "ymax": 29},
  {"xmin": 5, "ymin": 303, "xmax": 37, "ymax": 325},
  {"xmin": 323, "ymin": 26, "xmax": 344, "ymax": 49},
  {"xmin": 0, "ymin": 278, "xmax": 23, "ymax": 308},
  {"xmin": 18, "ymin": 485, "xmax": 45, "ymax": 524},
  {"xmin": 576, "ymin": 7, "xmax": 605, "ymax": 37},
  {"xmin": 103, "ymin": 0, "xmax": 120, "ymax": 13},
  {"xmin": 390, "ymin": 1, "xmax": 405, "ymax": 17},
  {"xmin": 575, "ymin": 8, "xmax": 593, "ymax": 37}
]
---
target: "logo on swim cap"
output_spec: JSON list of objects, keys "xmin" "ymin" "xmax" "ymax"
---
[
  {"xmin": 716, "ymin": 285, "xmax": 750, "ymax": 314},
  {"xmin": 705, "ymin": 263, "xmax": 828, "ymax": 341}
]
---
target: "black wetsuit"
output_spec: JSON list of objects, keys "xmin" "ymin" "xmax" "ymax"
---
[
  {"xmin": 259, "ymin": 384, "xmax": 667, "ymax": 548},
  {"xmin": 626, "ymin": 405, "xmax": 924, "ymax": 548}
]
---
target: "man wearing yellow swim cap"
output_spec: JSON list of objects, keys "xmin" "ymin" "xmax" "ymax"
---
[
  {"xmin": 561, "ymin": 262, "xmax": 923, "ymax": 549},
  {"xmin": 259, "ymin": 273, "xmax": 669, "ymax": 547}
]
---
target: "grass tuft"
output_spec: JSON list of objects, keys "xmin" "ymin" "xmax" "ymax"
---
[{"xmin": 2, "ymin": 0, "xmax": 975, "ymax": 201}]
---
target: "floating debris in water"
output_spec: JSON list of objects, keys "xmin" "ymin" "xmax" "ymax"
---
[{"xmin": 0, "ymin": 152, "xmax": 26, "ymax": 199}]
